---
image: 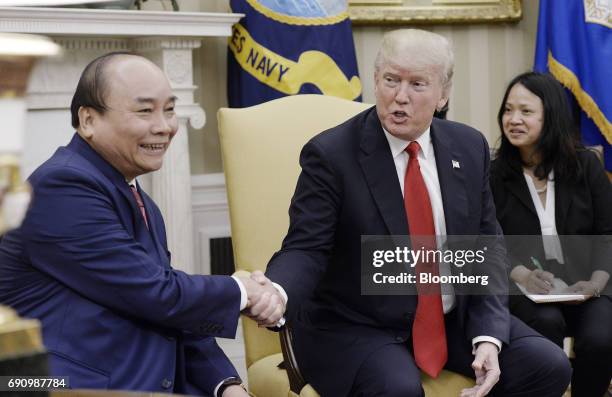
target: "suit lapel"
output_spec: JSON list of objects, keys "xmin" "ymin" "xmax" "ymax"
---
[
  {"xmin": 138, "ymin": 186, "xmax": 171, "ymax": 268},
  {"xmin": 503, "ymin": 168, "xmax": 537, "ymax": 217},
  {"xmin": 554, "ymin": 177, "xmax": 573, "ymax": 235},
  {"xmin": 69, "ymin": 134, "xmax": 146, "ymax": 224},
  {"xmin": 117, "ymin": 182, "xmax": 147, "ymax": 229},
  {"xmin": 116, "ymin": 181, "xmax": 165, "ymax": 264},
  {"xmin": 67, "ymin": 134, "xmax": 167, "ymax": 266},
  {"xmin": 430, "ymin": 122, "xmax": 468, "ymax": 234},
  {"xmin": 358, "ymin": 108, "xmax": 409, "ymax": 235}
]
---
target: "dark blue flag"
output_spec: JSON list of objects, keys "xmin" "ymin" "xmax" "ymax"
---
[
  {"xmin": 228, "ymin": 0, "xmax": 362, "ymax": 108},
  {"xmin": 534, "ymin": 0, "xmax": 612, "ymax": 171}
]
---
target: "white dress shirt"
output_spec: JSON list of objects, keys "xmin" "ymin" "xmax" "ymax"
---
[
  {"xmin": 523, "ymin": 171, "xmax": 565, "ymax": 263},
  {"xmin": 383, "ymin": 127, "xmax": 455, "ymax": 313},
  {"xmin": 383, "ymin": 127, "xmax": 502, "ymax": 352}
]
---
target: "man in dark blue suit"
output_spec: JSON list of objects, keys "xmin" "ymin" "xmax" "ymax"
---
[
  {"xmin": 0, "ymin": 53, "xmax": 284, "ymax": 397},
  {"xmin": 265, "ymin": 29, "xmax": 572, "ymax": 396}
]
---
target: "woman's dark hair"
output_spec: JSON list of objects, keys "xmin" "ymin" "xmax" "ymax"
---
[
  {"xmin": 495, "ymin": 71, "xmax": 581, "ymax": 181},
  {"xmin": 70, "ymin": 51, "xmax": 140, "ymax": 129}
]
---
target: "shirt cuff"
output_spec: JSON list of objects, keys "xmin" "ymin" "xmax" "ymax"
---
[
  {"xmin": 213, "ymin": 379, "xmax": 226, "ymax": 397},
  {"xmin": 472, "ymin": 336, "xmax": 502, "ymax": 353},
  {"xmin": 231, "ymin": 275, "xmax": 248, "ymax": 311},
  {"xmin": 272, "ymin": 282, "xmax": 288, "ymax": 327},
  {"xmin": 213, "ymin": 377, "xmax": 242, "ymax": 397},
  {"xmin": 271, "ymin": 282, "xmax": 288, "ymax": 304}
]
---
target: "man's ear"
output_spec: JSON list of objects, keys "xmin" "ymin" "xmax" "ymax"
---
[
  {"xmin": 437, "ymin": 96, "xmax": 449, "ymax": 112},
  {"xmin": 77, "ymin": 106, "xmax": 95, "ymax": 139},
  {"xmin": 437, "ymin": 83, "xmax": 452, "ymax": 111}
]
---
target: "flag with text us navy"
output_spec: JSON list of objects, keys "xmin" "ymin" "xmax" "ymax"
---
[
  {"xmin": 534, "ymin": 0, "xmax": 612, "ymax": 171},
  {"xmin": 227, "ymin": 0, "xmax": 362, "ymax": 108}
]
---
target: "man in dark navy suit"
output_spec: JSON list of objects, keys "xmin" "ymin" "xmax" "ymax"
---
[
  {"xmin": 0, "ymin": 52, "xmax": 284, "ymax": 397},
  {"xmin": 265, "ymin": 29, "xmax": 572, "ymax": 397}
]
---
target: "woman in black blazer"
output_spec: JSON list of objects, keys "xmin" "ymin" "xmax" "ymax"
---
[{"xmin": 490, "ymin": 72, "xmax": 612, "ymax": 397}]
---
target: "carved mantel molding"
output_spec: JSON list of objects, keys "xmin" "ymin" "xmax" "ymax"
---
[
  {"xmin": 0, "ymin": 7, "xmax": 240, "ymax": 37},
  {"xmin": 0, "ymin": 7, "xmax": 242, "ymax": 274}
]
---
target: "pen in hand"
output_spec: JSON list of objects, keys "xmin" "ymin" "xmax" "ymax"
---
[{"xmin": 530, "ymin": 257, "xmax": 554, "ymax": 291}]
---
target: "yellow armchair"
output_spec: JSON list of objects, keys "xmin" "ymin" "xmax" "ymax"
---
[{"xmin": 218, "ymin": 94, "xmax": 475, "ymax": 397}]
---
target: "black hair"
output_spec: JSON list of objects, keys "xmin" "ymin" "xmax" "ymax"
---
[
  {"xmin": 495, "ymin": 71, "xmax": 581, "ymax": 181},
  {"xmin": 70, "ymin": 51, "xmax": 141, "ymax": 129}
]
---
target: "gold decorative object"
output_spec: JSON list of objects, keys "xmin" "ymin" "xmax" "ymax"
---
[
  {"xmin": 0, "ymin": 305, "xmax": 45, "ymax": 361},
  {"xmin": 0, "ymin": 33, "xmax": 61, "ymax": 234},
  {"xmin": 348, "ymin": 0, "xmax": 522, "ymax": 25},
  {"xmin": 0, "ymin": 32, "xmax": 60, "ymax": 381}
]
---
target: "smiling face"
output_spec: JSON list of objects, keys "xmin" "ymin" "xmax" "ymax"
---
[
  {"xmin": 78, "ymin": 56, "xmax": 178, "ymax": 180},
  {"xmin": 374, "ymin": 58, "xmax": 448, "ymax": 141},
  {"xmin": 501, "ymin": 83, "xmax": 544, "ymax": 160}
]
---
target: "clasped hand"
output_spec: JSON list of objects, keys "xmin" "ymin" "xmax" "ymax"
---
[{"xmin": 239, "ymin": 271, "xmax": 286, "ymax": 327}]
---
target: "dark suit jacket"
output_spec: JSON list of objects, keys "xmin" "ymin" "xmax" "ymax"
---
[
  {"xmin": 0, "ymin": 134, "xmax": 240, "ymax": 395},
  {"xmin": 490, "ymin": 150, "xmax": 612, "ymax": 290},
  {"xmin": 266, "ymin": 107, "xmax": 509, "ymax": 396}
]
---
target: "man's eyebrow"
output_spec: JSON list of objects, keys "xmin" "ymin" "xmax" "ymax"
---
[
  {"xmin": 135, "ymin": 97, "xmax": 155, "ymax": 104},
  {"xmin": 134, "ymin": 96, "xmax": 178, "ymax": 104}
]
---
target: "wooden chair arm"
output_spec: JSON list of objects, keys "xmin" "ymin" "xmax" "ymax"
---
[{"xmin": 279, "ymin": 325, "xmax": 307, "ymax": 394}]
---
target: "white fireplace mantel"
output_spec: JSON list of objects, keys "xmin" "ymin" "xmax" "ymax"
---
[
  {"xmin": 0, "ymin": 7, "xmax": 241, "ymax": 37},
  {"xmin": 0, "ymin": 7, "xmax": 243, "ymax": 275}
]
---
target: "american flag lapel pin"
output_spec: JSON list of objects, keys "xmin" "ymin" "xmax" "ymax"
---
[{"xmin": 452, "ymin": 160, "xmax": 460, "ymax": 169}]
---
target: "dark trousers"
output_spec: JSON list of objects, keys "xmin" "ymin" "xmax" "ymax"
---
[
  {"xmin": 511, "ymin": 295, "xmax": 612, "ymax": 397},
  {"xmin": 349, "ymin": 312, "xmax": 571, "ymax": 397}
]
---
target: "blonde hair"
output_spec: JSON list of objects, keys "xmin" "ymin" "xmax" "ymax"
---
[{"xmin": 374, "ymin": 29, "xmax": 454, "ymax": 94}]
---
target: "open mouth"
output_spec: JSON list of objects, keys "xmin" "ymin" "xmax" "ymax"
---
[
  {"xmin": 140, "ymin": 143, "xmax": 166, "ymax": 152},
  {"xmin": 391, "ymin": 111, "xmax": 408, "ymax": 121}
]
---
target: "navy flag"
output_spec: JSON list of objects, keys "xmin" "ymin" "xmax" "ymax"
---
[
  {"xmin": 228, "ymin": 0, "xmax": 362, "ymax": 108},
  {"xmin": 534, "ymin": 0, "xmax": 612, "ymax": 171}
]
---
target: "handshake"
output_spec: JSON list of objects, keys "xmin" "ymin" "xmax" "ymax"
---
[{"xmin": 238, "ymin": 271, "xmax": 286, "ymax": 327}]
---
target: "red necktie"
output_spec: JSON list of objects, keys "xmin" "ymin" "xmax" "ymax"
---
[
  {"xmin": 404, "ymin": 141, "xmax": 447, "ymax": 378},
  {"xmin": 130, "ymin": 185, "xmax": 149, "ymax": 229}
]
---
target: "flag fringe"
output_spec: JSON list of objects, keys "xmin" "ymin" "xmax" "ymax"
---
[{"xmin": 548, "ymin": 52, "xmax": 612, "ymax": 144}]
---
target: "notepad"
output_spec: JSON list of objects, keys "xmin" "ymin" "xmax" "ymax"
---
[{"xmin": 515, "ymin": 279, "xmax": 587, "ymax": 303}]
